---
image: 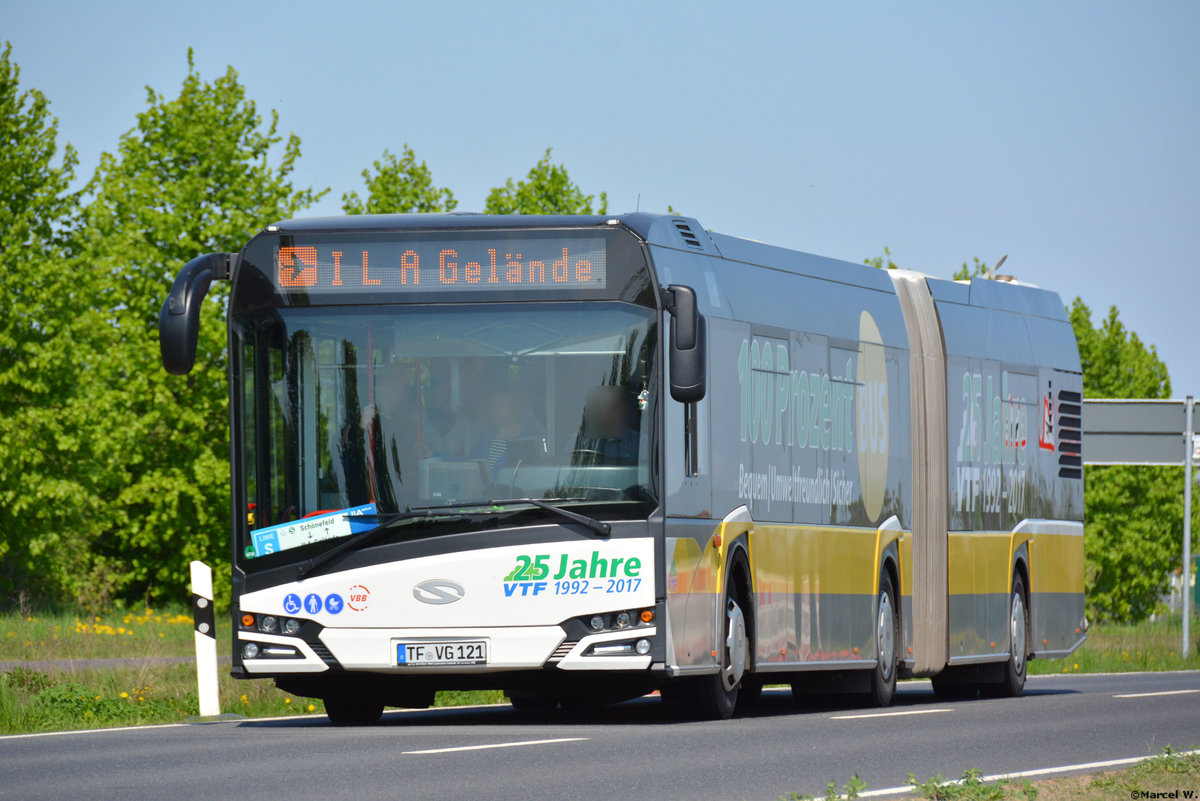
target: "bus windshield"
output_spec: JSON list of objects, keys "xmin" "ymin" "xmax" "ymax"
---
[{"xmin": 236, "ymin": 302, "xmax": 658, "ymax": 562}]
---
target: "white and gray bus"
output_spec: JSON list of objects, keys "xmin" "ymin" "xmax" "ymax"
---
[{"xmin": 161, "ymin": 213, "xmax": 1085, "ymax": 722}]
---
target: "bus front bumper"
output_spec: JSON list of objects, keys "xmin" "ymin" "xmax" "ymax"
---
[{"xmin": 238, "ymin": 625, "xmax": 657, "ymax": 674}]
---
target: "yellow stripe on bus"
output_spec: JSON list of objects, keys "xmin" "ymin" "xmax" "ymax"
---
[{"xmin": 670, "ymin": 521, "xmax": 1083, "ymax": 598}]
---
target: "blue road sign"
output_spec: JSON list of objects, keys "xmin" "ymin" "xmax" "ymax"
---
[
  {"xmin": 304, "ymin": 593, "xmax": 322, "ymax": 615},
  {"xmin": 283, "ymin": 594, "xmax": 302, "ymax": 615},
  {"xmin": 324, "ymin": 593, "xmax": 344, "ymax": 615}
]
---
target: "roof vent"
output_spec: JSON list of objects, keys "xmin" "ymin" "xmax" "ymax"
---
[{"xmin": 673, "ymin": 220, "xmax": 703, "ymax": 249}]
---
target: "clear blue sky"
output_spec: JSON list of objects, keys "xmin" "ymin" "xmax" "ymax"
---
[{"xmin": 6, "ymin": 1, "xmax": 1198, "ymax": 395}]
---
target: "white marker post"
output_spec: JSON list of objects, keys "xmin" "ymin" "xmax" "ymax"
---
[
  {"xmin": 1183, "ymin": 397, "xmax": 1193, "ymax": 659},
  {"xmin": 190, "ymin": 561, "xmax": 221, "ymax": 718}
]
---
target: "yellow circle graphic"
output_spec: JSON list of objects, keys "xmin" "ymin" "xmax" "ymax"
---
[{"xmin": 856, "ymin": 310, "xmax": 889, "ymax": 522}]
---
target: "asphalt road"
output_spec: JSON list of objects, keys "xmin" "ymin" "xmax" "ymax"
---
[{"xmin": 2, "ymin": 671, "xmax": 1197, "ymax": 801}]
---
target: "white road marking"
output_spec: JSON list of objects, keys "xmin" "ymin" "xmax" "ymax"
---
[
  {"xmin": 855, "ymin": 749, "xmax": 1200, "ymax": 798},
  {"xmin": 0, "ymin": 702, "xmax": 518, "ymax": 740},
  {"xmin": 1112, "ymin": 688, "xmax": 1200, "ymax": 699},
  {"xmin": 830, "ymin": 708, "xmax": 953, "ymax": 720},
  {"xmin": 0, "ymin": 722, "xmax": 190, "ymax": 741},
  {"xmin": 403, "ymin": 737, "xmax": 587, "ymax": 755}
]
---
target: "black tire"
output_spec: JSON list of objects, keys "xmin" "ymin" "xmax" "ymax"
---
[
  {"xmin": 323, "ymin": 693, "xmax": 384, "ymax": 725},
  {"xmin": 990, "ymin": 573, "xmax": 1029, "ymax": 698},
  {"xmin": 930, "ymin": 677, "xmax": 978, "ymax": 700},
  {"xmin": 674, "ymin": 561, "xmax": 751, "ymax": 720},
  {"xmin": 736, "ymin": 677, "xmax": 764, "ymax": 709},
  {"xmin": 508, "ymin": 695, "xmax": 559, "ymax": 712},
  {"xmin": 867, "ymin": 570, "xmax": 899, "ymax": 707}
]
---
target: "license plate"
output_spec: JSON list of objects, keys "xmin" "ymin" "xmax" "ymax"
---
[{"xmin": 397, "ymin": 640, "xmax": 487, "ymax": 666}]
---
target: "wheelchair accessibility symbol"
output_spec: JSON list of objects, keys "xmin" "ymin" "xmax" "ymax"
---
[{"xmin": 283, "ymin": 594, "xmax": 302, "ymax": 615}]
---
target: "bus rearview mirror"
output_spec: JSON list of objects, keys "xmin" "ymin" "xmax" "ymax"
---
[
  {"xmin": 159, "ymin": 252, "xmax": 230, "ymax": 375},
  {"xmin": 663, "ymin": 284, "xmax": 707, "ymax": 403}
]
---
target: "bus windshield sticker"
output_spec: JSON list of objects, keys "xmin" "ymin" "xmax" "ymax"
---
[
  {"xmin": 248, "ymin": 503, "xmax": 376, "ymax": 558},
  {"xmin": 273, "ymin": 236, "xmax": 607, "ymax": 295}
]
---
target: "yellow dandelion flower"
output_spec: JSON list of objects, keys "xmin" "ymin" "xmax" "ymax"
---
[
  {"xmin": 240, "ymin": 694, "xmax": 249, "ymax": 704},
  {"xmin": 284, "ymin": 698, "xmax": 291, "ymax": 704},
  {"xmin": 306, "ymin": 704, "xmax": 315, "ymax": 712},
  {"xmin": 138, "ymin": 696, "xmax": 144, "ymax": 701},
  {"xmin": 1073, "ymin": 663, "xmax": 1079, "ymax": 670},
  {"xmin": 120, "ymin": 691, "xmax": 129, "ymax": 698},
  {"xmin": 158, "ymin": 632, "xmax": 165, "ymax": 638},
  {"xmin": 94, "ymin": 696, "xmax": 100, "ymax": 700}
]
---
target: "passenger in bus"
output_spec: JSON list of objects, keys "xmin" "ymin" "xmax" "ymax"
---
[
  {"xmin": 361, "ymin": 361, "xmax": 444, "ymax": 509},
  {"xmin": 577, "ymin": 385, "xmax": 639, "ymax": 464},
  {"xmin": 467, "ymin": 382, "xmax": 544, "ymax": 474}
]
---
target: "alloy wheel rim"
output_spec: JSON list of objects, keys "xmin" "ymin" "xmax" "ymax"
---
[
  {"xmin": 877, "ymin": 590, "xmax": 895, "ymax": 681},
  {"xmin": 1010, "ymin": 591, "xmax": 1026, "ymax": 673},
  {"xmin": 723, "ymin": 597, "xmax": 747, "ymax": 692}
]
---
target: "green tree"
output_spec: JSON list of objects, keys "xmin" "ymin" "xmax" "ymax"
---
[
  {"xmin": 342, "ymin": 145, "xmax": 456, "ymax": 214},
  {"xmin": 951, "ymin": 257, "xmax": 989, "ymax": 281},
  {"xmin": 484, "ymin": 148, "xmax": 607, "ymax": 215},
  {"xmin": 0, "ymin": 41, "xmax": 85, "ymax": 602},
  {"xmin": 58, "ymin": 50, "xmax": 325, "ymax": 606},
  {"xmin": 1070, "ymin": 298, "xmax": 1191, "ymax": 622},
  {"xmin": 863, "ymin": 247, "xmax": 898, "ymax": 271}
]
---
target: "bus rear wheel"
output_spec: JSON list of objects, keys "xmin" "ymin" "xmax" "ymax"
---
[
  {"xmin": 323, "ymin": 692, "xmax": 384, "ymax": 725},
  {"xmin": 983, "ymin": 573, "xmax": 1029, "ymax": 698},
  {"xmin": 674, "ymin": 572, "xmax": 750, "ymax": 720}
]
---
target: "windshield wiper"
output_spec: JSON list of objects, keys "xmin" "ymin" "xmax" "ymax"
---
[
  {"xmin": 295, "ymin": 502, "xmax": 495, "ymax": 580},
  {"xmin": 489, "ymin": 498, "xmax": 611, "ymax": 537}
]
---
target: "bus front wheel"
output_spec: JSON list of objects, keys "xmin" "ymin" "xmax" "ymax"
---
[{"xmin": 674, "ymin": 569, "xmax": 751, "ymax": 720}]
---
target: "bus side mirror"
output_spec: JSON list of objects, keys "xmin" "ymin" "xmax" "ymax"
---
[
  {"xmin": 159, "ymin": 252, "xmax": 230, "ymax": 375},
  {"xmin": 663, "ymin": 284, "xmax": 707, "ymax": 403}
]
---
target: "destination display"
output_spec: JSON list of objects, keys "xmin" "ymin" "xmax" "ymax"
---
[{"xmin": 272, "ymin": 236, "xmax": 607, "ymax": 294}]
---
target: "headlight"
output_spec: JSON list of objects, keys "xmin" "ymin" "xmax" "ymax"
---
[
  {"xmin": 589, "ymin": 615, "xmax": 606, "ymax": 632},
  {"xmin": 635, "ymin": 639, "xmax": 651, "ymax": 655},
  {"xmin": 615, "ymin": 612, "xmax": 631, "ymax": 628},
  {"xmin": 243, "ymin": 643, "xmax": 261, "ymax": 659},
  {"xmin": 283, "ymin": 618, "xmax": 302, "ymax": 635},
  {"xmin": 259, "ymin": 615, "xmax": 278, "ymax": 633}
]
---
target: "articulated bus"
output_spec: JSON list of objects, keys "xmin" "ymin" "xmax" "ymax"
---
[{"xmin": 160, "ymin": 213, "xmax": 1085, "ymax": 722}]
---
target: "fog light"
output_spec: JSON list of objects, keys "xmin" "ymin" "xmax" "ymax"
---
[
  {"xmin": 635, "ymin": 639, "xmax": 651, "ymax": 655},
  {"xmin": 589, "ymin": 615, "xmax": 606, "ymax": 632},
  {"xmin": 259, "ymin": 615, "xmax": 278, "ymax": 633},
  {"xmin": 243, "ymin": 642, "xmax": 261, "ymax": 659},
  {"xmin": 615, "ymin": 611, "xmax": 631, "ymax": 628},
  {"xmin": 283, "ymin": 618, "xmax": 302, "ymax": 635}
]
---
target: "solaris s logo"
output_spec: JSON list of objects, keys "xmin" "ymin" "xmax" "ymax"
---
[{"xmin": 412, "ymin": 579, "xmax": 466, "ymax": 605}]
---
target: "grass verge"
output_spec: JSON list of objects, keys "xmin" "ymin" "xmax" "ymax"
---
[
  {"xmin": 0, "ymin": 605, "xmax": 503, "ymax": 734},
  {"xmin": 781, "ymin": 747, "xmax": 1200, "ymax": 800},
  {"xmin": 1029, "ymin": 614, "xmax": 1199, "ymax": 675}
]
